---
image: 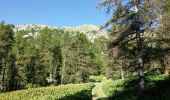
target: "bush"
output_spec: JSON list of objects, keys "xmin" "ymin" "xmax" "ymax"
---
[
  {"xmin": 0, "ymin": 83, "xmax": 95, "ymax": 100},
  {"xmin": 145, "ymin": 68, "xmax": 164, "ymax": 76},
  {"xmin": 102, "ymin": 75, "xmax": 170, "ymax": 100},
  {"xmin": 89, "ymin": 75, "xmax": 107, "ymax": 82},
  {"xmin": 25, "ymin": 83, "xmax": 40, "ymax": 89},
  {"xmin": 102, "ymin": 79, "xmax": 126, "ymax": 97}
]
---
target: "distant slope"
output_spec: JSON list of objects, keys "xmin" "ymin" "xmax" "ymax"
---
[{"xmin": 14, "ymin": 24, "xmax": 107, "ymax": 41}]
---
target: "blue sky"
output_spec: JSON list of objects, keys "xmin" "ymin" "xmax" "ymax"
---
[{"xmin": 0, "ymin": 0, "xmax": 110, "ymax": 27}]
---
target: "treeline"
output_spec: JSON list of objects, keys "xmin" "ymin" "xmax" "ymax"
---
[{"xmin": 0, "ymin": 23, "xmax": 105, "ymax": 92}]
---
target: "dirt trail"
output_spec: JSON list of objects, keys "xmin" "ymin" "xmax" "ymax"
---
[{"xmin": 92, "ymin": 82, "xmax": 108, "ymax": 100}]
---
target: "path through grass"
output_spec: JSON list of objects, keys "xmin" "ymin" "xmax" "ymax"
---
[{"xmin": 92, "ymin": 83, "xmax": 108, "ymax": 100}]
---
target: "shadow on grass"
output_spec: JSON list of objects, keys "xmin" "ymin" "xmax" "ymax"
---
[
  {"xmin": 96, "ymin": 97, "xmax": 110, "ymax": 100},
  {"xmin": 60, "ymin": 90, "xmax": 93, "ymax": 100},
  {"xmin": 144, "ymin": 77, "xmax": 170, "ymax": 100},
  {"xmin": 103, "ymin": 75, "xmax": 170, "ymax": 100}
]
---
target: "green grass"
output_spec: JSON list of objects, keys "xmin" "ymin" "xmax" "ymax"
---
[
  {"xmin": 0, "ymin": 83, "xmax": 95, "ymax": 100},
  {"xmin": 102, "ymin": 75, "xmax": 170, "ymax": 100}
]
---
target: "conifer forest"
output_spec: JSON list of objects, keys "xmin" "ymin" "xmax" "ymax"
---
[{"xmin": 0, "ymin": 0, "xmax": 170, "ymax": 100}]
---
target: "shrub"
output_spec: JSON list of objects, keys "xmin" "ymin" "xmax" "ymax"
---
[
  {"xmin": 89, "ymin": 75, "xmax": 107, "ymax": 82},
  {"xmin": 0, "ymin": 83, "xmax": 95, "ymax": 100},
  {"xmin": 25, "ymin": 83, "xmax": 40, "ymax": 89}
]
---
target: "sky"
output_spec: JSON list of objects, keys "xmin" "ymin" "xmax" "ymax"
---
[{"xmin": 0, "ymin": 0, "xmax": 110, "ymax": 27}]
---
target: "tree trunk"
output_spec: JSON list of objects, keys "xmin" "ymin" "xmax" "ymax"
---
[
  {"xmin": 61, "ymin": 57, "xmax": 65, "ymax": 85},
  {"xmin": 160, "ymin": 56, "xmax": 169, "ymax": 75},
  {"xmin": 134, "ymin": 0, "xmax": 145, "ymax": 97},
  {"xmin": 136, "ymin": 33, "xmax": 145, "ymax": 97},
  {"xmin": 163, "ymin": 57, "xmax": 169, "ymax": 75},
  {"xmin": 119, "ymin": 62, "xmax": 125, "ymax": 79},
  {"xmin": 2, "ymin": 59, "xmax": 6, "ymax": 92},
  {"xmin": 164, "ymin": 56, "xmax": 169, "ymax": 75},
  {"xmin": 52, "ymin": 50, "xmax": 62, "ymax": 85},
  {"xmin": 159, "ymin": 6, "xmax": 169, "ymax": 75},
  {"xmin": 138, "ymin": 58, "xmax": 145, "ymax": 96},
  {"xmin": 164, "ymin": 66, "xmax": 169, "ymax": 75}
]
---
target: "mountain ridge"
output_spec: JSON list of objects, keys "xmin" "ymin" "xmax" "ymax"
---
[{"xmin": 14, "ymin": 24, "xmax": 108, "ymax": 41}]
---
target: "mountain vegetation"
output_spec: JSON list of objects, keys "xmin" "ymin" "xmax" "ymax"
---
[{"xmin": 0, "ymin": 0, "xmax": 170, "ymax": 100}]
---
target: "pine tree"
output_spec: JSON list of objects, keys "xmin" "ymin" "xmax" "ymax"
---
[
  {"xmin": 14, "ymin": 30, "xmax": 28, "ymax": 88},
  {"xmin": 158, "ymin": 0, "xmax": 170, "ymax": 75},
  {"xmin": 0, "ymin": 21, "xmax": 15, "ymax": 91},
  {"xmin": 98, "ymin": 0, "xmax": 162, "ymax": 95},
  {"xmin": 51, "ymin": 29, "xmax": 63, "ymax": 85}
]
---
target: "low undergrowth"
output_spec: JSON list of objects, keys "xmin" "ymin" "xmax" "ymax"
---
[{"xmin": 0, "ymin": 83, "xmax": 95, "ymax": 100}]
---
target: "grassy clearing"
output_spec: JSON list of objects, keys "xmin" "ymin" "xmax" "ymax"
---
[{"xmin": 0, "ymin": 83, "xmax": 95, "ymax": 100}]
